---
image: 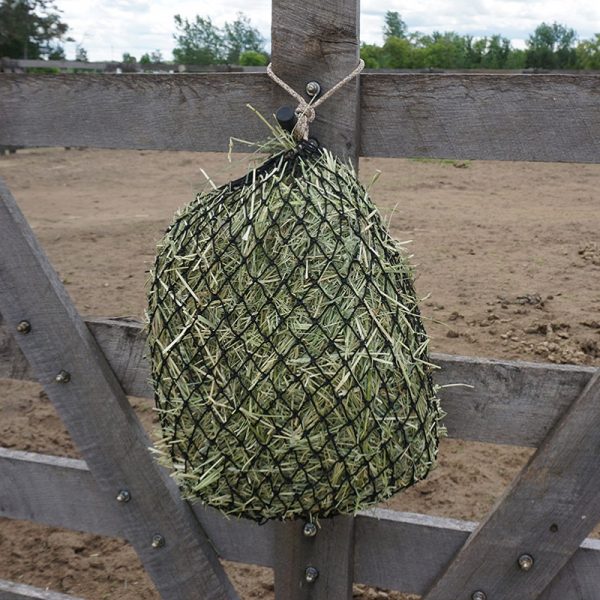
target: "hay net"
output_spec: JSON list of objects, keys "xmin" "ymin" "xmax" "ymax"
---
[{"xmin": 147, "ymin": 137, "xmax": 444, "ymax": 523}]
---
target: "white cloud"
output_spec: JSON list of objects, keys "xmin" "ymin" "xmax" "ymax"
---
[{"xmin": 55, "ymin": 0, "xmax": 600, "ymax": 61}]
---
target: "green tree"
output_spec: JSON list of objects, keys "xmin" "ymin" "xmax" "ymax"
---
[
  {"xmin": 223, "ymin": 12, "xmax": 264, "ymax": 64},
  {"xmin": 381, "ymin": 36, "xmax": 413, "ymax": 68},
  {"xmin": 360, "ymin": 42, "xmax": 384, "ymax": 68},
  {"xmin": 0, "ymin": 0, "xmax": 69, "ymax": 59},
  {"xmin": 416, "ymin": 31, "xmax": 469, "ymax": 69},
  {"xmin": 172, "ymin": 12, "xmax": 265, "ymax": 65},
  {"xmin": 526, "ymin": 22, "xmax": 577, "ymax": 69},
  {"xmin": 239, "ymin": 50, "xmax": 268, "ymax": 66},
  {"xmin": 482, "ymin": 35, "xmax": 512, "ymax": 68},
  {"xmin": 505, "ymin": 47, "xmax": 526, "ymax": 69},
  {"xmin": 383, "ymin": 11, "xmax": 407, "ymax": 40},
  {"xmin": 576, "ymin": 34, "xmax": 600, "ymax": 69},
  {"xmin": 140, "ymin": 49, "xmax": 164, "ymax": 64},
  {"xmin": 173, "ymin": 14, "xmax": 224, "ymax": 64}
]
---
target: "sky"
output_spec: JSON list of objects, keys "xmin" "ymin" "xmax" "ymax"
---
[{"xmin": 54, "ymin": 0, "xmax": 600, "ymax": 62}]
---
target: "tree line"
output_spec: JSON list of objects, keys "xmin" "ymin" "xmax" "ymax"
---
[
  {"xmin": 361, "ymin": 12, "xmax": 600, "ymax": 70},
  {"xmin": 1, "ymin": 2, "xmax": 599, "ymax": 70}
]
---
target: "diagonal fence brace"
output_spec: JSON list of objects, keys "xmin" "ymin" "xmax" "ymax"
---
[
  {"xmin": 425, "ymin": 369, "xmax": 600, "ymax": 600},
  {"xmin": 0, "ymin": 178, "xmax": 239, "ymax": 600}
]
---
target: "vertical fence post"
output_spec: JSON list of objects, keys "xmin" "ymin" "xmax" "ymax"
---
[
  {"xmin": 271, "ymin": 0, "xmax": 361, "ymax": 164},
  {"xmin": 271, "ymin": 1, "xmax": 360, "ymax": 598}
]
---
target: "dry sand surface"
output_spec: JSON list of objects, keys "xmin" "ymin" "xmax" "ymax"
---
[{"xmin": 0, "ymin": 147, "xmax": 599, "ymax": 599}]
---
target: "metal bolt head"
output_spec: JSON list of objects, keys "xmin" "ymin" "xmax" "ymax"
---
[
  {"xmin": 55, "ymin": 370, "xmax": 71, "ymax": 383},
  {"xmin": 472, "ymin": 592, "xmax": 487, "ymax": 600},
  {"xmin": 116, "ymin": 489, "xmax": 131, "ymax": 503},
  {"xmin": 305, "ymin": 81, "xmax": 321, "ymax": 97},
  {"xmin": 16, "ymin": 320, "xmax": 31, "ymax": 334},
  {"xmin": 303, "ymin": 522, "xmax": 318, "ymax": 538},
  {"xmin": 151, "ymin": 534, "xmax": 165, "ymax": 549},
  {"xmin": 518, "ymin": 553, "xmax": 534, "ymax": 572},
  {"xmin": 304, "ymin": 566, "xmax": 319, "ymax": 583}
]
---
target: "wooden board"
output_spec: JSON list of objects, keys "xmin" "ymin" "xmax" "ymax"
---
[
  {"xmin": 271, "ymin": 0, "xmax": 361, "ymax": 163},
  {"xmin": 0, "ymin": 448, "xmax": 124, "ymax": 538},
  {"xmin": 0, "ymin": 180, "xmax": 238, "ymax": 600},
  {"xmin": 361, "ymin": 73, "xmax": 600, "ymax": 163},
  {"xmin": 0, "ymin": 580, "xmax": 83, "ymax": 600},
  {"xmin": 1, "ymin": 73, "xmax": 599, "ymax": 162},
  {"xmin": 2, "ymin": 316, "xmax": 595, "ymax": 449},
  {"xmin": 425, "ymin": 371, "xmax": 600, "ymax": 599},
  {"xmin": 274, "ymin": 518, "xmax": 355, "ymax": 600},
  {"xmin": 3, "ymin": 448, "xmax": 600, "ymax": 598}
]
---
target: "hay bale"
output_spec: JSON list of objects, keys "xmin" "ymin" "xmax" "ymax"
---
[{"xmin": 147, "ymin": 137, "xmax": 444, "ymax": 522}]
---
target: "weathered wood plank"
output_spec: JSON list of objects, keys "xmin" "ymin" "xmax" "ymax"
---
[
  {"xmin": 0, "ymin": 580, "xmax": 84, "ymax": 600},
  {"xmin": 0, "ymin": 180, "xmax": 238, "ymax": 600},
  {"xmin": 274, "ymin": 518, "xmax": 355, "ymax": 600},
  {"xmin": 2, "ymin": 316, "xmax": 595, "ymax": 447},
  {"xmin": 2, "ymin": 448, "xmax": 600, "ymax": 597},
  {"xmin": 0, "ymin": 74, "xmax": 277, "ymax": 152},
  {"xmin": 425, "ymin": 370, "xmax": 600, "ymax": 600},
  {"xmin": 0, "ymin": 448, "xmax": 124, "ymax": 537},
  {"xmin": 435, "ymin": 353, "xmax": 596, "ymax": 447},
  {"xmin": 354, "ymin": 509, "xmax": 600, "ymax": 598},
  {"xmin": 271, "ymin": 0, "xmax": 361, "ymax": 162},
  {"xmin": 361, "ymin": 73, "xmax": 600, "ymax": 163},
  {"xmin": 1, "ymin": 73, "xmax": 600, "ymax": 161}
]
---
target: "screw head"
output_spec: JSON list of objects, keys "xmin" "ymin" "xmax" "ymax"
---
[
  {"xmin": 304, "ymin": 566, "xmax": 319, "ymax": 583},
  {"xmin": 116, "ymin": 489, "xmax": 131, "ymax": 503},
  {"xmin": 305, "ymin": 81, "xmax": 321, "ymax": 97},
  {"xmin": 303, "ymin": 522, "xmax": 318, "ymax": 538},
  {"xmin": 16, "ymin": 320, "xmax": 31, "ymax": 334},
  {"xmin": 151, "ymin": 534, "xmax": 165, "ymax": 549},
  {"xmin": 55, "ymin": 370, "xmax": 71, "ymax": 383},
  {"xmin": 518, "ymin": 553, "xmax": 534, "ymax": 572},
  {"xmin": 472, "ymin": 592, "xmax": 487, "ymax": 600}
]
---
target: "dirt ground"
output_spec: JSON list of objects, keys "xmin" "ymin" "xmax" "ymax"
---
[{"xmin": 0, "ymin": 147, "xmax": 599, "ymax": 599}]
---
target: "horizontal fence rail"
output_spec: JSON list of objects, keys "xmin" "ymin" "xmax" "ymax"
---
[
  {"xmin": 1, "ymin": 447, "xmax": 599, "ymax": 597},
  {"xmin": 1, "ymin": 316, "xmax": 595, "ymax": 448},
  {"xmin": 0, "ymin": 73, "xmax": 599, "ymax": 162}
]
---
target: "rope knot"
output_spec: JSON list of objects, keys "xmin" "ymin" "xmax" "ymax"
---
[
  {"xmin": 294, "ymin": 102, "xmax": 316, "ymax": 141},
  {"xmin": 267, "ymin": 60, "xmax": 364, "ymax": 142}
]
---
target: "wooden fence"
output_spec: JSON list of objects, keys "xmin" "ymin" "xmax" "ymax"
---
[{"xmin": 1, "ymin": 1, "xmax": 600, "ymax": 599}]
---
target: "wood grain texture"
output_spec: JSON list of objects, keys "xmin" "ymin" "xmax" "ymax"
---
[
  {"xmin": 361, "ymin": 73, "xmax": 600, "ymax": 163},
  {"xmin": 271, "ymin": 0, "xmax": 361, "ymax": 162},
  {"xmin": 0, "ymin": 180, "xmax": 238, "ymax": 600},
  {"xmin": 1, "ymin": 317, "xmax": 595, "ymax": 448},
  {"xmin": 274, "ymin": 518, "xmax": 354, "ymax": 600},
  {"xmin": 1, "ymin": 73, "xmax": 600, "ymax": 161},
  {"xmin": 2, "ymin": 451, "xmax": 600, "ymax": 597},
  {"xmin": 0, "ymin": 580, "xmax": 84, "ymax": 600},
  {"xmin": 0, "ymin": 73, "xmax": 277, "ymax": 152},
  {"xmin": 0, "ymin": 448, "xmax": 124, "ymax": 537},
  {"xmin": 425, "ymin": 371, "xmax": 600, "ymax": 600}
]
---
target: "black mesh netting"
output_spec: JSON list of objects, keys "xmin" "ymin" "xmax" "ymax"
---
[{"xmin": 147, "ymin": 139, "xmax": 444, "ymax": 523}]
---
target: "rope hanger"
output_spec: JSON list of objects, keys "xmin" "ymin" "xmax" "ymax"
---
[{"xmin": 266, "ymin": 59, "xmax": 365, "ymax": 141}]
